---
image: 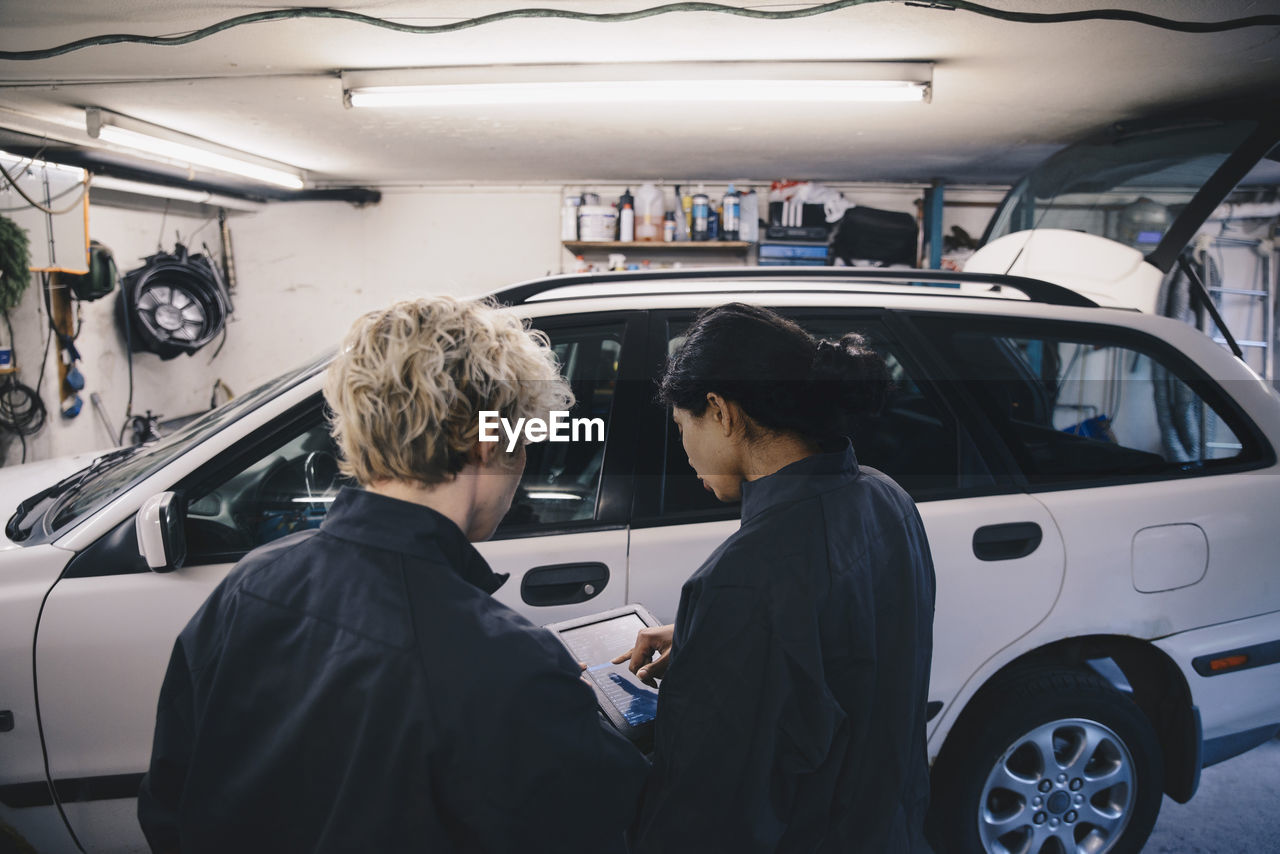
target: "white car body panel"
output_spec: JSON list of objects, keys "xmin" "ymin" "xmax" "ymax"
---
[
  {"xmin": 1155, "ymin": 610, "xmax": 1280, "ymax": 746},
  {"xmin": 0, "ymin": 546, "xmax": 74, "ymax": 787},
  {"xmin": 36, "ymin": 565, "xmax": 239, "ymax": 778},
  {"xmin": 627, "ymin": 520, "xmax": 739, "ymax": 623},
  {"xmin": 914, "ymin": 495, "xmax": 1065, "ymax": 749}
]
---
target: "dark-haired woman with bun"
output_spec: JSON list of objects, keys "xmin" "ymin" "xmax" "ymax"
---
[{"xmin": 618, "ymin": 303, "xmax": 936, "ymax": 854}]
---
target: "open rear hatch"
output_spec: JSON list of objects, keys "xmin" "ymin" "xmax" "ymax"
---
[{"xmin": 966, "ymin": 103, "xmax": 1280, "ymax": 380}]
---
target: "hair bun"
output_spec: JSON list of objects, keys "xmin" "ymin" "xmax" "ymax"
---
[{"xmin": 807, "ymin": 333, "xmax": 891, "ymax": 433}]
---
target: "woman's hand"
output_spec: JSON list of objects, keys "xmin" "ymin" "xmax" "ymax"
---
[{"xmin": 612, "ymin": 624, "xmax": 675, "ymax": 686}]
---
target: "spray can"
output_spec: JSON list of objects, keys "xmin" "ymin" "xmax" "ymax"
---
[
  {"xmin": 721, "ymin": 184, "xmax": 741, "ymax": 241},
  {"xmin": 663, "ymin": 211, "xmax": 676, "ymax": 242},
  {"xmin": 691, "ymin": 187, "xmax": 710, "ymax": 241}
]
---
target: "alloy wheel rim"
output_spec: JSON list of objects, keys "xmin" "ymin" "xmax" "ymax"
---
[{"xmin": 977, "ymin": 717, "xmax": 1136, "ymax": 854}]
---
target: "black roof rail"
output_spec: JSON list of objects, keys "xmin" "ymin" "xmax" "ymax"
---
[{"xmin": 491, "ymin": 267, "xmax": 1099, "ymax": 309}]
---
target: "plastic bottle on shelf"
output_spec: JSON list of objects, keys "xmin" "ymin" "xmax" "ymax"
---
[
  {"xmin": 721, "ymin": 184, "xmax": 741, "ymax": 241},
  {"xmin": 740, "ymin": 189, "xmax": 759, "ymax": 243},
  {"xmin": 619, "ymin": 203, "xmax": 635, "ymax": 242},
  {"xmin": 663, "ymin": 211, "xmax": 677, "ymax": 242},
  {"xmin": 680, "ymin": 188, "xmax": 694, "ymax": 239},
  {"xmin": 616, "ymin": 188, "xmax": 634, "ymax": 239},
  {"xmin": 634, "ymin": 183, "xmax": 664, "ymax": 241},
  {"xmin": 691, "ymin": 185, "xmax": 710, "ymax": 241},
  {"xmin": 561, "ymin": 192, "xmax": 580, "ymax": 241}
]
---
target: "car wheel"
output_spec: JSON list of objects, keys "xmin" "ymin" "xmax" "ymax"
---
[{"xmin": 929, "ymin": 667, "xmax": 1163, "ymax": 854}]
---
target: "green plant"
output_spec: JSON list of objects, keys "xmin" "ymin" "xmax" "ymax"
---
[{"xmin": 0, "ymin": 213, "xmax": 33, "ymax": 312}]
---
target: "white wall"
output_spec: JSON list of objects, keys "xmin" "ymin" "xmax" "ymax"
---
[
  {"xmin": 2, "ymin": 182, "xmax": 999, "ymax": 467},
  {"xmin": 214, "ymin": 188, "xmax": 565, "ymax": 388}
]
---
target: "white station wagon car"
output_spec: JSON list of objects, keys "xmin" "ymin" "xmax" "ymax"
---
[{"xmin": 1, "ymin": 265, "xmax": 1279, "ymax": 854}]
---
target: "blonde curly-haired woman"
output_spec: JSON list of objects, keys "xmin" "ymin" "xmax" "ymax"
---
[{"xmin": 139, "ymin": 296, "xmax": 647, "ymax": 854}]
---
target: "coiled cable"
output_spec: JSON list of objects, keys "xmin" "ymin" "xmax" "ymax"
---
[{"xmin": 0, "ymin": 311, "xmax": 48, "ymax": 462}]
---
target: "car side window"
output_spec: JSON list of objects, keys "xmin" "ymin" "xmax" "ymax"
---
[
  {"xmin": 658, "ymin": 316, "xmax": 993, "ymax": 518},
  {"xmin": 920, "ymin": 319, "xmax": 1266, "ymax": 485},
  {"xmin": 496, "ymin": 321, "xmax": 625, "ymax": 534},
  {"xmin": 185, "ymin": 412, "xmax": 353, "ymax": 565},
  {"xmin": 182, "ymin": 321, "xmax": 625, "ymax": 563}
]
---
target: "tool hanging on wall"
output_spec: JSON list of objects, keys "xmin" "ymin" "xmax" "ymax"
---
[
  {"xmin": 61, "ymin": 240, "xmax": 118, "ymax": 302},
  {"xmin": 45, "ymin": 272, "xmax": 83, "ymax": 419},
  {"xmin": 117, "ymin": 242, "xmax": 233, "ymax": 360}
]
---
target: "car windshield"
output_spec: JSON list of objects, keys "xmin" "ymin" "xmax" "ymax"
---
[
  {"xmin": 983, "ymin": 119, "xmax": 1259, "ymax": 252},
  {"xmin": 45, "ymin": 350, "xmax": 334, "ymax": 534}
]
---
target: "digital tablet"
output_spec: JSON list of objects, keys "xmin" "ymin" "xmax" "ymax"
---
[{"xmin": 545, "ymin": 604, "xmax": 663, "ymax": 743}]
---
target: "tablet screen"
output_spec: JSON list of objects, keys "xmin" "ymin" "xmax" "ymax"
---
[
  {"xmin": 586, "ymin": 665, "xmax": 658, "ymax": 726},
  {"xmin": 556, "ymin": 611, "xmax": 658, "ymax": 728},
  {"xmin": 558, "ymin": 612, "xmax": 647, "ymax": 667}
]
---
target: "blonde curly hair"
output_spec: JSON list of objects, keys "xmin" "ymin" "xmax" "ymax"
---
[{"xmin": 323, "ymin": 296, "xmax": 572, "ymax": 487}]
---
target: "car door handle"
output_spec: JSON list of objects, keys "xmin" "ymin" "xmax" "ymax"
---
[
  {"xmin": 521, "ymin": 562, "xmax": 610, "ymax": 606},
  {"xmin": 973, "ymin": 522, "xmax": 1043, "ymax": 561}
]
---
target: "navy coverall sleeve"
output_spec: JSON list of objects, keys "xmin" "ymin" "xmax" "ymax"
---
[
  {"xmin": 435, "ymin": 635, "xmax": 650, "ymax": 853},
  {"xmin": 138, "ymin": 639, "xmax": 195, "ymax": 853},
  {"xmin": 631, "ymin": 582, "xmax": 844, "ymax": 853}
]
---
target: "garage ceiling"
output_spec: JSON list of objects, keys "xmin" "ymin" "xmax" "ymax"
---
[{"xmin": 0, "ymin": 1, "xmax": 1278, "ymax": 190}]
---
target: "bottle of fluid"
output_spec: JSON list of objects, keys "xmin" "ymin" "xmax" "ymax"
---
[
  {"xmin": 740, "ymin": 189, "xmax": 759, "ymax": 243},
  {"xmin": 616, "ymin": 188, "xmax": 634, "ymax": 239},
  {"xmin": 561, "ymin": 193, "xmax": 580, "ymax": 241},
  {"xmin": 691, "ymin": 186, "xmax": 710, "ymax": 241},
  {"xmin": 634, "ymin": 183, "xmax": 664, "ymax": 241},
  {"xmin": 663, "ymin": 211, "xmax": 677, "ymax": 242},
  {"xmin": 721, "ymin": 183, "xmax": 741, "ymax": 241},
  {"xmin": 619, "ymin": 203, "xmax": 635, "ymax": 242}
]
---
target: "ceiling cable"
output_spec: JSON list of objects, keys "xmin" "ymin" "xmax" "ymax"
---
[
  {"xmin": 0, "ymin": 2, "xmax": 1277, "ymax": 62},
  {"xmin": 0, "ymin": 161, "xmax": 90, "ymax": 216}
]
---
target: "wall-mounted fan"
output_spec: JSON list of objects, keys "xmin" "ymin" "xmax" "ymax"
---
[{"xmin": 118, "ymin": 243, "xmax": 232, "ymax": 360}]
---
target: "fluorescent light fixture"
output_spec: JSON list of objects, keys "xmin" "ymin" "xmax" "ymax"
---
[
  {"xmin": 86, "ymin": 108, "xmax": 305, "ymax": 190},
  {"xmin": 0, "ymin": 149, "xmax": 86, "ymax": 177},
  {"xmin": 343, "ymin": 61, "xmax": 932, "ymax": 108},
  {"xmin": 90, "ymin": 175, "xmax": 265, "ymax": 211}
]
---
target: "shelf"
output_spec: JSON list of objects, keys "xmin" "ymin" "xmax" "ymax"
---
[{"xmin": 564, "ymin": 241, "xmax": 752, "ymax": 252}]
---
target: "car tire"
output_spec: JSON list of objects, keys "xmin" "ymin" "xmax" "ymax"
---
[{"xmin": 928, "ymin": 666, "xmax": 1163, "ymax": 854}]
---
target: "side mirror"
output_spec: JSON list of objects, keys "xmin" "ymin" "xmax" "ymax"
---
[{"xmin": 136, "ymin": 492, "xmax": 187, "ymax": 573}]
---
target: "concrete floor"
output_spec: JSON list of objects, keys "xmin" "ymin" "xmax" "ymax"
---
[{"xmin": 1144, "ymin": 736, "xmax": 1280, "ymax": 852}]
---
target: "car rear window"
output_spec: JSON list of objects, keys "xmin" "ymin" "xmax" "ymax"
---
[{"xmin": 916, "ymin": 317, "xmax": 1271, "ymax": 486}]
